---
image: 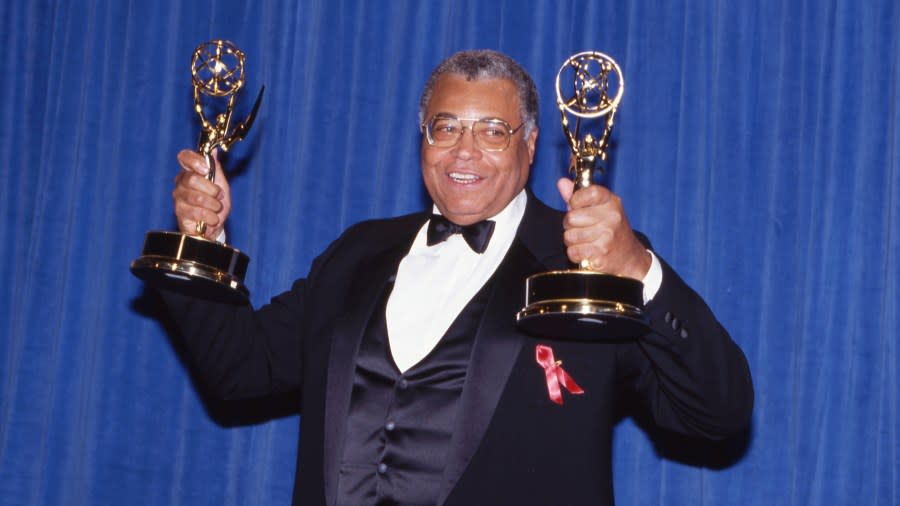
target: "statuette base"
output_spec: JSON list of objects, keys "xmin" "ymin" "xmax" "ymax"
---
[
  {"xmin": 516, "ymin": 270, "xmax": 648, "ymax": 340},
  {"xmin": 131, "ymin": 231, "xmax": 249, "ymax": 304}
]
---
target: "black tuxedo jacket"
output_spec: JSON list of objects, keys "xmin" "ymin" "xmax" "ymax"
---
[{"xmin": 163, "ymin": 194, "xmax": 753, "ymax": 505}]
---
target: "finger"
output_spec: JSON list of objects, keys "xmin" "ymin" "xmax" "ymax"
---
[
  {"xmin": 563, "ymin": 222, "xmax": 613, "ymax": 249},
  {"xmin": 568, "ymin": 206, "xmax": 624, "ymax": 233},
  {"xmin": 173, "ymin": 184, "xmax": 224, "ymax": 212},
  {"xmin": 565, "ymin": 244, "xmax": 608, "ymax": 272},
  {"xmin": 174, "ymin": 188, "xmax": 223, "ymax": 218},
  {"xmin": 174, "ymin": 171, "xmax": 222, "ymax": 200},
  {"xmin": 175, "ymin": 205, "xmax": 222, "ymax": 236},
  {"xmin": 568, "ymin": 184, "xmax": 614, "ymax": 209},
  {"xmin": 556, "ymin": 178, "xmax": 575, "ymax": 208}
]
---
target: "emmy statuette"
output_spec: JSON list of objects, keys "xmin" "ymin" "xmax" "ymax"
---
[
  {"xmin": 131, "ymin": 40, "xmax": 264, "ymax": 303},
  {"xmin": 516, "ymin": 51, "xmax": 649, "ymax": 340}
]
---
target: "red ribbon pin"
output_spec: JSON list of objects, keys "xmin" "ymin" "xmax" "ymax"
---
[{"xmin": 535, "ymin": 345, "xmax": 584, "ymax": 405}]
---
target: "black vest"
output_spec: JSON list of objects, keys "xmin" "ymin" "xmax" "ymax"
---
[{"xmin": 336, "ymin": 281, "xmax": 491, "ymax": 505}]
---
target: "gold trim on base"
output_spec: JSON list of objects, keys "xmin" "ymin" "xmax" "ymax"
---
[
  {"xmin": 516, "ymin": 269, "xmax": 650, "ymax": 341},
  {"xmin": 130, "ymin": 256, "xmax": 245, "ymax": 292},
  {"xmin": 516, "ymin": 298, "xmax": 644, "ymax": 321}
]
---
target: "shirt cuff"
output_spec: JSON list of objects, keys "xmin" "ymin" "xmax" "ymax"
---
[
  {"xmin": 641, "ymin": 250, "xmax": 663, "ymax": 304},
  {"xmin": 215, "ymin": 229, "xmax": 226, "ymax": 244}
]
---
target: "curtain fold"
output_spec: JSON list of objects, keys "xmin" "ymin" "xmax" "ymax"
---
[{"xmin": 2, "ymin": 0, "xmax": 897, "ymax": 504}]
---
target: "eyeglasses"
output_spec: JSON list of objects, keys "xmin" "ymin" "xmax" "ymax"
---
[{"xmin": 422, "ymin": 113, "xmax": 526, "ymax": 152}]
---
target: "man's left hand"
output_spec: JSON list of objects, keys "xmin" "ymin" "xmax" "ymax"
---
[{"xmin": 556, "ymin": 178, "xmax": 651, "ymax": 281}]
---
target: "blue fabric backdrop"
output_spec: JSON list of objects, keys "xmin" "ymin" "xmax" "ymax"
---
[{"xmin": 2, "ymin": 0, "xmax": 897, "ymax": 504}]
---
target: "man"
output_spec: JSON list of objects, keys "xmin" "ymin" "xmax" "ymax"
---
[{"xmin": 164, "ymin": 50, "xmax": 753, "ymax": 505}]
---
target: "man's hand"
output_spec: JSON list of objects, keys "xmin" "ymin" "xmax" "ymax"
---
[
  {"xmin": 173, "ymin": 149, "xmax": 231, "ymax": 241},
  {"xmin": 556, "ymin": 178, "xmax": 651, "ymax": 281}
]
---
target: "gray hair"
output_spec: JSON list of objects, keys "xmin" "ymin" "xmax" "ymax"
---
[{"xmin": 419, "ymin": 49, "xmax": 539, "ymax": 137}]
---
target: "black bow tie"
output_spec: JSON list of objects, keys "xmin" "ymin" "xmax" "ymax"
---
[{"xmin": 426, "ymin": 214, "xmax": 496, "ymax": 253}]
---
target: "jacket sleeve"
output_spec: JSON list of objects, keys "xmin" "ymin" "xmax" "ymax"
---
[
  {"xmin": 159, "ymin": 228, "xmax": 350, "ymax": 402},
  {"xmin": 615, "ymin": 253, "xmax": 754, "ymax": 439}
]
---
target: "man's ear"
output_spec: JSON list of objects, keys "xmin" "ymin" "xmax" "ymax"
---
[{"xmin": 526, "ymin": 127, "xmax": 538, "ymax": 164}]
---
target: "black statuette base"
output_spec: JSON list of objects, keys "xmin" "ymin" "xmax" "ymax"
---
[
  {"xmin": 516, "ymin": 270, "xmax": 649, "ymax": 341},
  {"xmin": 130, "ymin": 231, "xmax": 250, "ymax": 304}
]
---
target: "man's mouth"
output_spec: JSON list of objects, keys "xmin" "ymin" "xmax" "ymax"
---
[{"xmin": 449, "ymin": 172, "xmax": 482, "ymax": 184}]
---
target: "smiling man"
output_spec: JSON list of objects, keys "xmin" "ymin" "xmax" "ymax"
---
[
  {"xmin": 419, "ymin": 74, "xmax": 534, "ymax": 226},
  {"xmin": 164, "ymin": 49, "xmax": 753, "ymax": 505}
]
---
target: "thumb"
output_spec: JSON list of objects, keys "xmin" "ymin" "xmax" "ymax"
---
[
  {"xmin": 556, "ymin": 177, "xmax": 575, "ymax": 208},
  {"xmin": 177, "ymin": 149, "xmax": 214, "ymax": 177}
]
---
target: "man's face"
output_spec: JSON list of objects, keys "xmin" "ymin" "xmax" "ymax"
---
[{"xmin": 421, "ymin": 75, "xmax": 537, "ymax": 226}]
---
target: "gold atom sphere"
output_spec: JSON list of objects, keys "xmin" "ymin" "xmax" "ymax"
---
[{"xmin": 191, "ymin": 40, "xmax": 246, "ymax": 97}]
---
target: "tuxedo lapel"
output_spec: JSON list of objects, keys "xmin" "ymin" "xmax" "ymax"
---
[
  {"xmin": 437, "ymin": 196, "xmax": 564, "ymax": 504},
  {"xmin": 321, "ymin": 222, "xmax": 422, "ymax": 506}
]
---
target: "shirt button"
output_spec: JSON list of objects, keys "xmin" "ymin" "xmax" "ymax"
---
[
  {"xmin": 398, "ymin": 378, "xmax": 409, "ymax": 390},
  {"xmin": 385, "ymin": 421, "xmax": 396, "ymax": 431},
  {"xmin": 377, "ymin": 463, "xmax": 388, "ymax": 474}
]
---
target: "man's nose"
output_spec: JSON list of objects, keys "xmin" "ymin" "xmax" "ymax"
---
[{"xmin": 453, "ymin": 126, "xmax": 482, "ymax": 159}]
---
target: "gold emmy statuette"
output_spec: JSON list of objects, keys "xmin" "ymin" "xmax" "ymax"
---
[
  {"xmin": 131, "ymin": 40, "xmax": 264, "ymax": 303},
  {"xmin": 516, "ymin": 51, "xmax": 649, "ymax": 340}
]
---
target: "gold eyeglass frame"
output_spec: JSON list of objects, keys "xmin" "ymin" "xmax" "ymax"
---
[{"xmin": 422, "ymin": 113, "xmax": 526, "ymax": 152}]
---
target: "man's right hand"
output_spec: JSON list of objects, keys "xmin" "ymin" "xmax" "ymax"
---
[{"xmin": 173, "ymin": 149, "xmax": 232, "ymax": 241}]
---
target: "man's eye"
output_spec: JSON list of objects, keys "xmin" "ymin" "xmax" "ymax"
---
[
  {"xmin": 481, "ymin": 126, "xmax": 505, "ymax": 137},
  {"xmin": 434, "ymin": 122, "xmax": 459, "ymax": 134}
]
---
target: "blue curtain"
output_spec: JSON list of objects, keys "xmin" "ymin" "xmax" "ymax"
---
[{"xmin": 2, "ymin": 0, "xmax": 897, "ymax": 504}]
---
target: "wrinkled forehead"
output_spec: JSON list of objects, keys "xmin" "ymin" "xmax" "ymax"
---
[{"xmin": 424, "ymin": 75, "xmax": 522, "ymax": 123}]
